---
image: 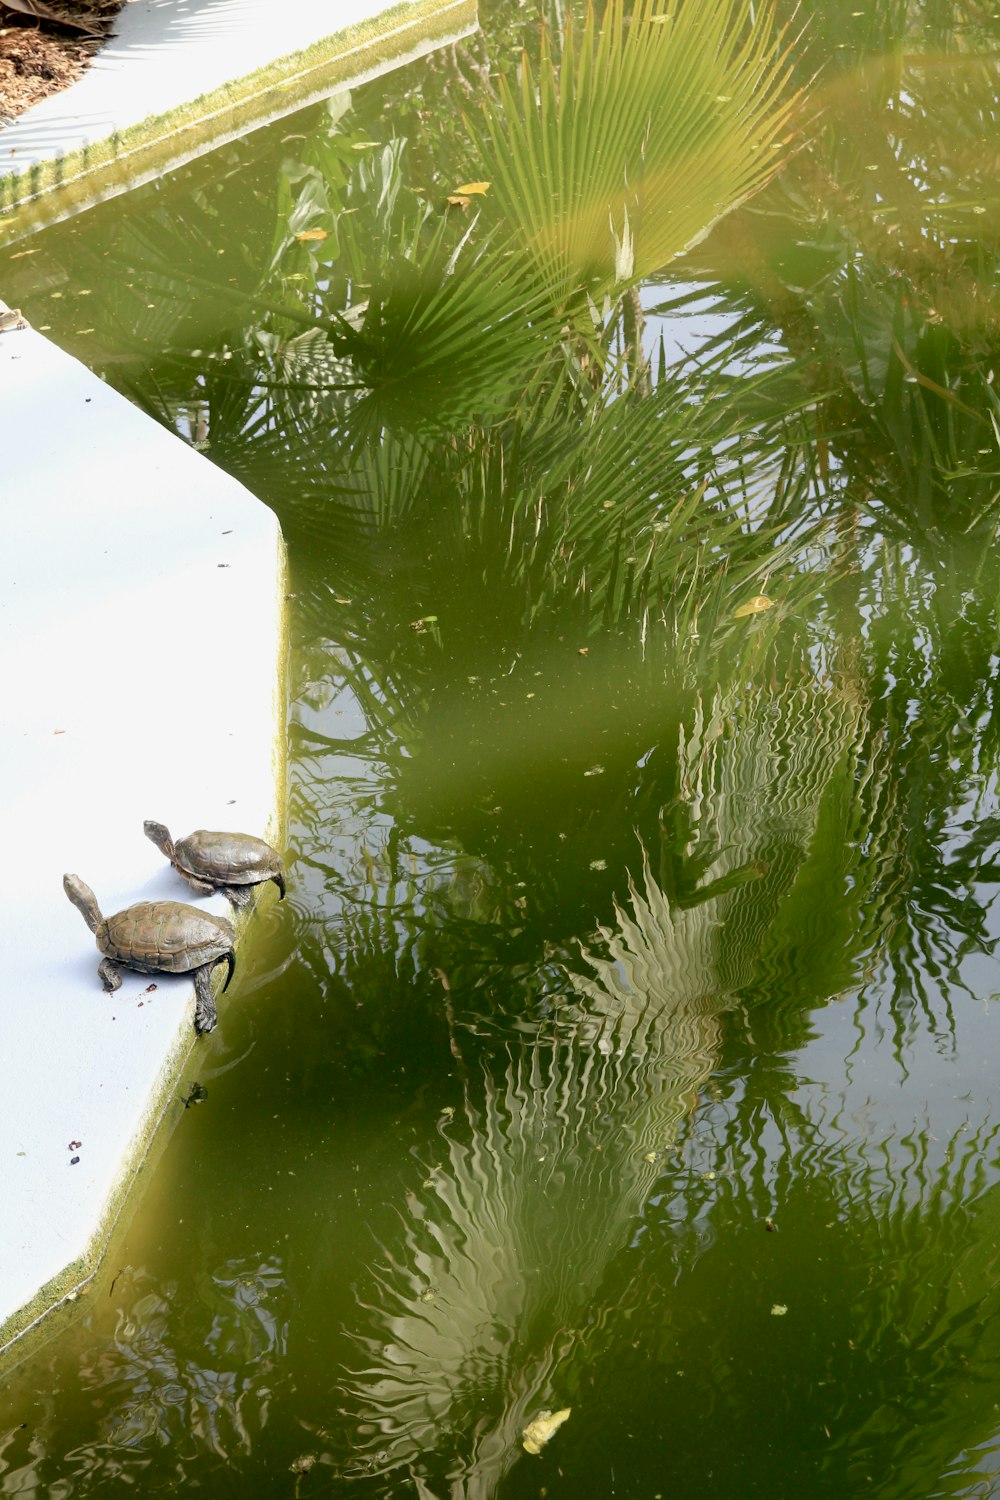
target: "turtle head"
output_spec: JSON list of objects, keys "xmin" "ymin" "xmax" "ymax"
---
[
  {"xmin": 63, "ymin": 873, "xmax": 102, "ymax": 933},
  {"xmin": 143, "ymin": 820, "xmax": 176, "ymax": 861}
]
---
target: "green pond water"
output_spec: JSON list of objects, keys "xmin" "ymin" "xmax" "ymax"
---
[{"xmin": 4, "ymin": 0, "xmax": 1000, "ymax": 1494}]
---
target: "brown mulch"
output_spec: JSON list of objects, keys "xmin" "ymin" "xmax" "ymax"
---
[{"xmin": 0, "ymin": 1, "xmax": 123, "ymax": 124}]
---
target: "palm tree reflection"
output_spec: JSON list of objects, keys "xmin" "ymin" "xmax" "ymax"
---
[{"xmin": 343, "ymin": 680, "xmax": 875, "ymax": 1496}]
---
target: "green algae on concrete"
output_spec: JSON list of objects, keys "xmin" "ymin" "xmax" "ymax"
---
[
  {"xmin": 0, "ymin": 1018, "xmax": 197, "ymax": 1368},
  {"xmin": 0, "ymin": 0, "xmax": 476, "ymax": 247}
]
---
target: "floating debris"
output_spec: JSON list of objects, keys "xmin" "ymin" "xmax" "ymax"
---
[
  {"xmin": 733, "ymin": 594, "xmax": 774, "ymax": 619},
  {"xmin": 522, "ymin": 1407, "xmax": 572, "ymax": 1455}
]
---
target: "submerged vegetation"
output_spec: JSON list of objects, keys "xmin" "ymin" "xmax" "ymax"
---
[{"xmin": 3, "ymin": 0, "xmax": 1000, "ymax": 1495}]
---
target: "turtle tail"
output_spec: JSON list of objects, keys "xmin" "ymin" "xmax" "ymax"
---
[
  {"xmin": 272, "ymin": 872, "xmax": 287, "ymax": 900},
  {"xmin": 218, "ymin": 950, "xmax": 236, "ymax": 992}
]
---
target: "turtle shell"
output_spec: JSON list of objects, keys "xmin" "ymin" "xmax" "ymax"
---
[
  {"xmin": 97, "ymin": 901, "xmax": 235, "ymax": 975},
  {"xmin": 174, "ymin": 830, "xmax": 284, "ymax": 888}
]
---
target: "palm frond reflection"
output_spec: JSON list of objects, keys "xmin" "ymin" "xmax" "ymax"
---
[
  {"xmin": 339, "ymin": 674, "xmax": 886, "ymax": 1493},
  {"xmin": 344, "ymin": 853, "xmax": 728, "ymax": 1496}
]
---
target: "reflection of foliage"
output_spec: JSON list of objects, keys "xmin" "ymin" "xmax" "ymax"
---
[
  {"xmin": 340, "ymin": 673, "xmax": 891, "ymax": 1493},
  {"xmin": 591, "ymin": 1091, "xmax": 1000, "ymax": 1500},
  {"xmin": 853, "ymin": 539, "xmax": 1000, "ymax": 1032},
  {"xmin": 62, "ymin": 0, "xmax": 805, "ymax": 446},
  {"xmin": 345, "ymin": 853, "xmax": 730, "ymax": 1497},
  {"xmin": 671, "ymin": 0, "xmax": 1000, "ymax": 538},
  {"xmin": 5, "ymin": 4, "xmax": 1000, "ymax": 1495},
  {"xmin": 652, "ymin": 681, "xmax": 895, "ymax": 1007},
  {"xmin": 3, "ymin": 1259, "xmax": 289, "ymax": 1491},
  {"xmin": 477, "ymin": 0, "xmax": 802, "ymax": 311}
]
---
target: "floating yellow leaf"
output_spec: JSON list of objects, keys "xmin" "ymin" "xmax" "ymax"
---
[
  {"xmin": 447, "ymin": 195, "xmax": 472, "ymax": 209},
  {"xmin": 733, "ymin": 594, "xmax": 774, "ymax": 619},
  {"xmin": 295, "ymin": 228, "xmax": 328, "ymax": 241},
  {"xmin": 452, "ymin": 181, "xmax": 490, "ymax": 195},
  {"xmin": 522, "ymin": 1408, "xmax": 572, "ymax": 1455}
]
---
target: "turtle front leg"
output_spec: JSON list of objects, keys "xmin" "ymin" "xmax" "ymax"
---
[
  {"xmin": 182, "ymin": 873, "xmax": 216, "ymax": 898},
  {"xmin": 192, "ymin": 965, "xmax": 218, "ymax": 1035},
  {"xmin": 98, "ymin": 957, "xmax": 123, "ymax": 993}
]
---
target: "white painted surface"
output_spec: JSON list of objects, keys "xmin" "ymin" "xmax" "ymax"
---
[
  {"xmin": 0, "ymin": 0, "xmax": 455, "ymax": 175},
  {"xmin": 0, "ymin": 318, "xmax": 285, "ymax": 1343}
]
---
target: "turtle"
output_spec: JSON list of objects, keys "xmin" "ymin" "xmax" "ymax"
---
[
  {"xmin": 143, "ymin": 821, "xmax": 286, "ymax": 908},
  {"xmin": 63, "ymin": 873, "xmax": 235, "ymax": 1034}
]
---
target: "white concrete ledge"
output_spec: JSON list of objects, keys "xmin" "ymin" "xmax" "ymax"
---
[
  {"xmin": 0, "ymin": 0, "xmax": 476, "ymax": 241},
  {"xmin": 0, "ymin": 313, "xmax": 287, "ymax": 1354}
]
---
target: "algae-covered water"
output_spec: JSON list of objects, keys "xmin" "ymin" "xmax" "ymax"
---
[{"xmin": 4, "ymin": 0, "xmax": 1000, "ymax": 1495}]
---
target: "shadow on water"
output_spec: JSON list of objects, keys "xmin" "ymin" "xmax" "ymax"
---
[{"xmin": 4, "ymin": 0, "xmax": 1000, "ymax": 1495}]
